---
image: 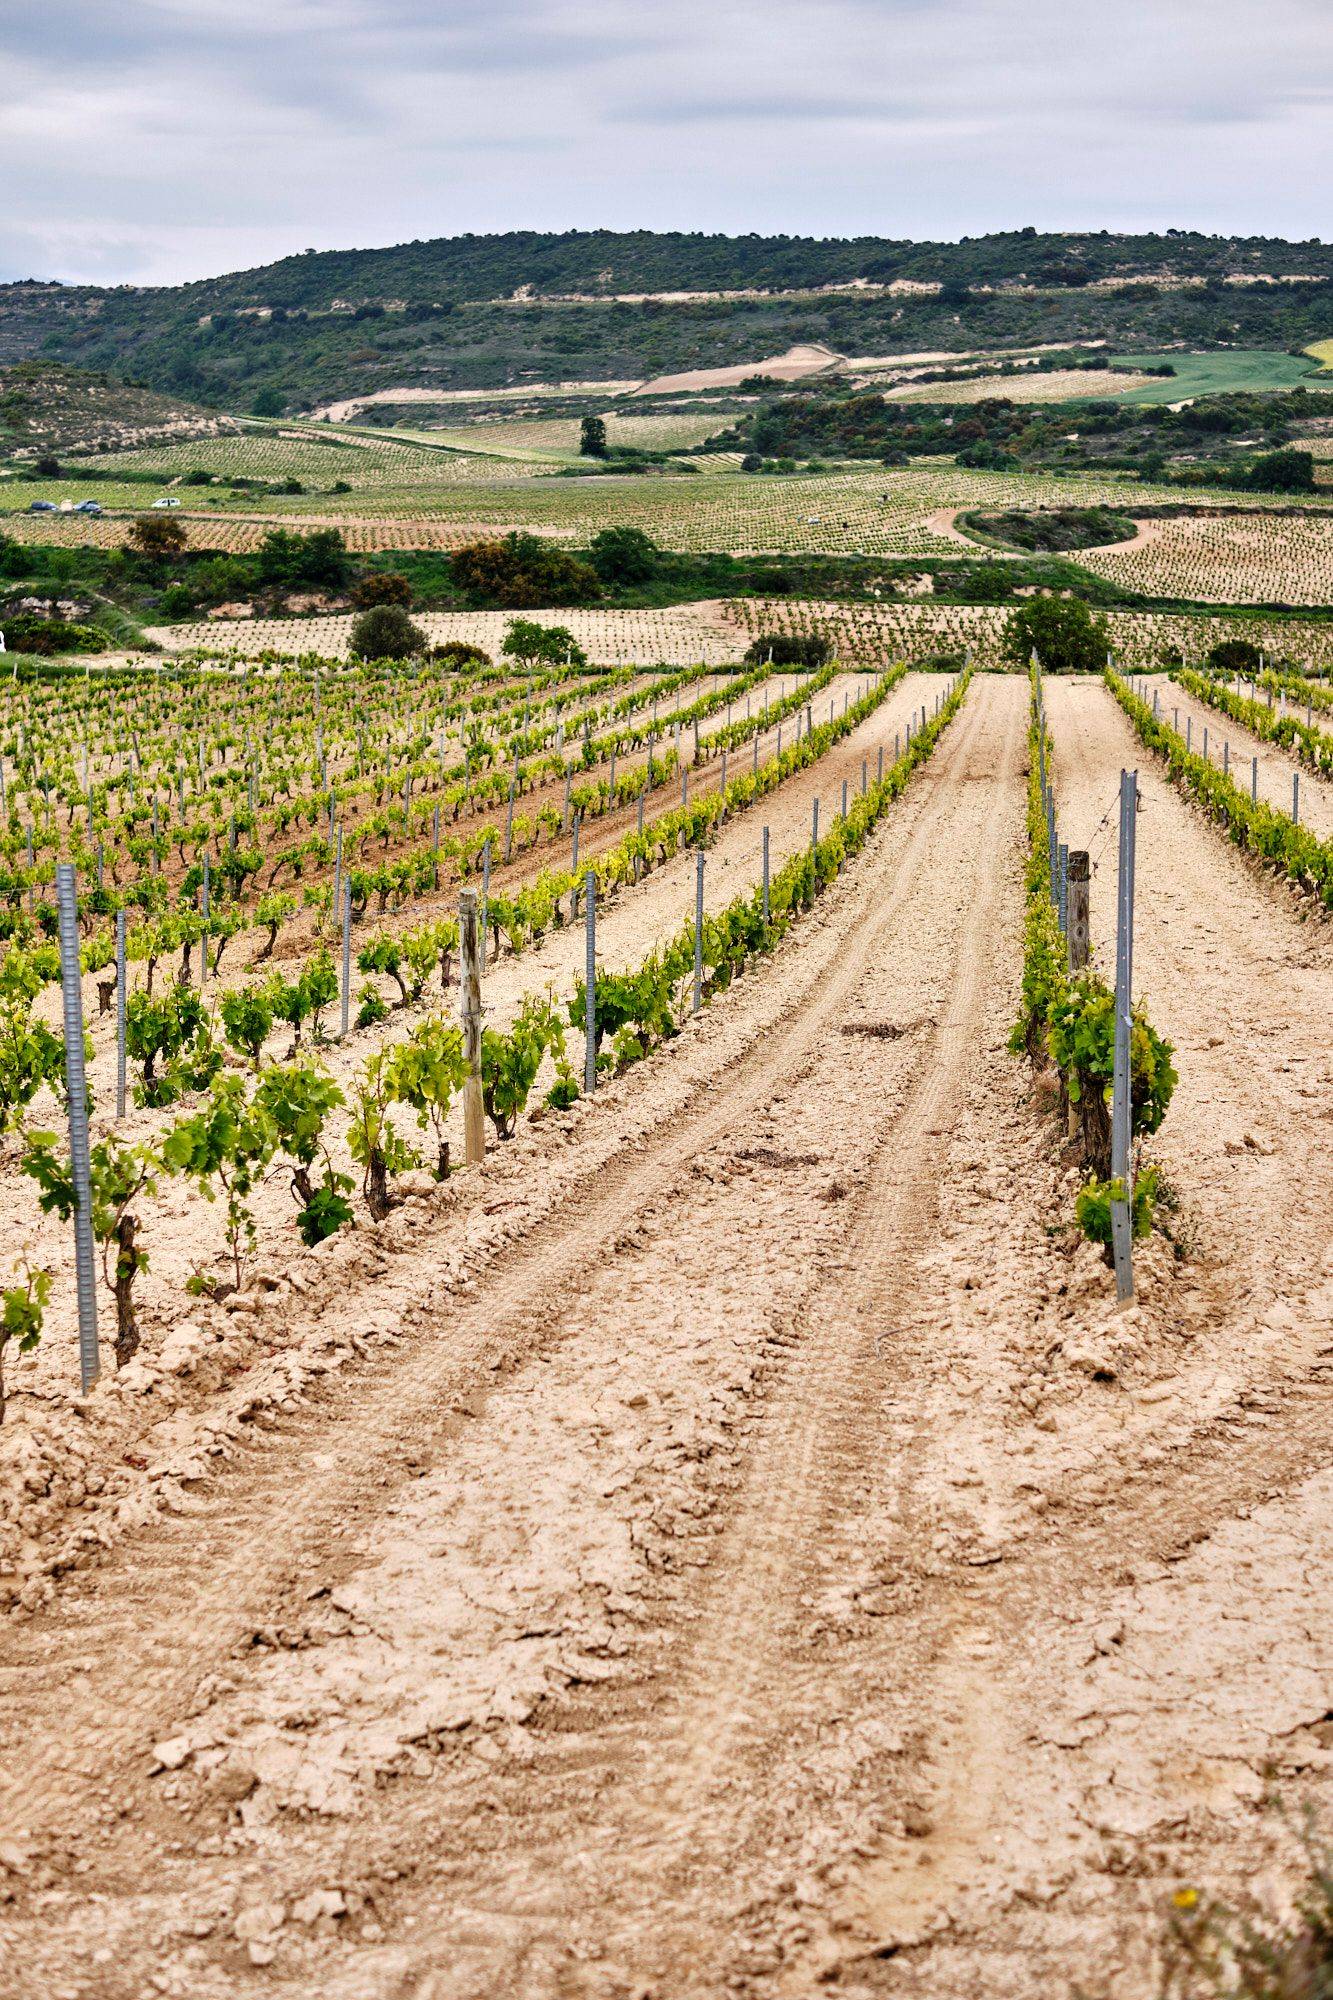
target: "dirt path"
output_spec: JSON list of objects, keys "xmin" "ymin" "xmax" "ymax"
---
[
  {"xmin": 2, "ymin": 672, "xmax": 929, "ymax": 1386},
  {"xmin": 3, "ymin": 676, "xmax": 1331, "ymax": 1998},
  {"xmin": 1139, "ymin": 670, "xmax": 1333, "ymax": 837},
  {"xmin": 0, "ymin": 676, "xmax": 1046, "ymax": 1988},
  {"xmin": 1046, "ymin": 675, "xmax": 1333, "ymax": 1385}
]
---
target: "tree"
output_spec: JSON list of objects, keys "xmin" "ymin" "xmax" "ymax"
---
[
  {"xmin": 501, "ymin": 618, "xmax": 587, "ymax": 668},
  {"xmin": 1207, "ymin": 637, "xmax": 1263, "ymax": 676},
  {"xmin": 130, "ymin": 514, "xmax": 188, "ymax": 558},
  {"xmin": 351, "ymin": 571, "xmax": 413, "ymax": 611},
  {"xmin": 1002, "ymin": 596, "xmax": 1109, "ymax": 675},
  {"xmin": 451, "ymin": 532, "xmax": 600, "ymax": 609},
  {"xmin": 350, "ymin": 604, "xmax": 427, "ymax": 660},
  {"xmin": 251, "ymin": 386, "xmax": 284, "ymax": 417},
  {"xmin": 579, "ymin": 414, "xmax": 608, "ymax": 458},
  {"xmin": 587, "ymin": 527, "xmax": 659, "ymax": 588},
  {"xmin": 1243, "ymin": 449, "xmax": 1315, "ymax": 494}
]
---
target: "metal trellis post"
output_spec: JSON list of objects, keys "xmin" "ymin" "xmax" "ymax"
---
[
  {"xmin": 56, "ymin": 866, "xmax": 99, "ymax": 1394},
  {"xmin": 1109, "ymin": 770, "xmax": 1138, "ymax": 1303},
  {"xmin": 584, "ymin": 873, "xmax": 597, "ymax": 1094}
]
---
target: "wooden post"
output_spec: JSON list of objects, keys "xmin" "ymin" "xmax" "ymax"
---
[
  {"xmin": 1068, "ymin": 850, "xmax": 1090, "ymax": 971},
  {"xmin": 459, "ymin": 890, "xmax": 485, "ymax": 1166}
]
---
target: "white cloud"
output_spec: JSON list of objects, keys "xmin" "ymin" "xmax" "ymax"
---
[{"xmin": 0, "ymin": 0, "xmax": 1329, "ymax": 284}]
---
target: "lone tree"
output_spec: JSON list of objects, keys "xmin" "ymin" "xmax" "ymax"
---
[
  {"xmin": 501, "ymin": 618, "xmax": 587, "ymax": 668},
  {"xmin": 579, "ymin": 414, "xmax": 608, "ymax": 459},
  {"xmin": 1002, "ymin": 596, "xmax": 1109, "ymax": 675},
  {"xmin": 350, "ymin": 604, "xmax": 426, "ymax": 661},
  {"xmin": 130, "ymin": 513, "xmax": 188, "ymax": 558}
]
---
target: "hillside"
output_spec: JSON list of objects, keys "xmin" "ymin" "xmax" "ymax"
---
[
  {"xmin": 0, "ymin": 361, "xmax": 237, "ymax": 456},
  {"xmin": 0, "ymin": 229, "xmax": 1330, "ymax": 416}
]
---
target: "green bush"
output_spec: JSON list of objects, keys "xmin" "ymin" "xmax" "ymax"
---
[{"xmin": 350, "ymin": 604, "xmax": 427, "ymax": 661}]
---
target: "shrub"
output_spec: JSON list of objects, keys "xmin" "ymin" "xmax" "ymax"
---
[
  {"xmin": 1243, "ymin": 448, "xmax": 1315, "ymax": 493},
  {"xmin": 743, "ymin": 633, "xmax": 832, "ymax": 669},
  {"xmin": 1206, "ymin": 637, "xmax": 1263, "ymax": 676},
  {"xmin": 451, "ymin": 532, "xmax": 600, "ymax": 609},
  {"xmin": 0, "ymin": 617, "xmax": 105, "ymax": 656},
  {"xmin": 350, "ymin": 604, "xmax": 427, "ymax": 661},
  {"xmin": 431, "ymin": 639, "xmax": 491, "ymax": 669},
  {"xmin": 351, "ymin": 571, "xmax": 413, "ymax": 611}
]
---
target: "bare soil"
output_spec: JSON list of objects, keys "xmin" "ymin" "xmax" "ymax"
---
[
  {"xmin": 1140, "ymin": 670, "xmax": 1333, "ymax": 837},
  {"xmin": 0, "ymin": 675, "xmax": 1330, "ymax": 1999}
]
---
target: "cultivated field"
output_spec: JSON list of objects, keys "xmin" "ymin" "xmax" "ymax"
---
[
  {"xmin": 0, "ymin": 626, "xmax": 1329, "ymax": 2000},
  {"xmin": 1075, "ymin": 510, "xmax": 1333, "ymax": 604},
  {"xmin": 3, "ymin": 290, "xmax": 1333, "ymax": 2000},
  {"xmin": 883, "ymin": 365, "xmax": 1157, "ymax": 403},
  {"xmin": 8, "ymin": 443, "xmax": 1332, "ymax": 562}
]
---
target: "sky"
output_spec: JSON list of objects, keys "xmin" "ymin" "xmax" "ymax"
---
[{"xmin": 1, "ymin": 0, "xmax": 1330, "ymax": 288}]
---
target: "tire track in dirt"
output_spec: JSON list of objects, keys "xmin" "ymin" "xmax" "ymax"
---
[
  {"xmin": 132, "ymin": 675, "xmax": 1040, "ymax": 2000},
  {"xmin": 785, "ymin": 673, "xmax": 1333, "ymax": 1998},
  {"xmin": 0, "ymin": 679, "xmax": 990, "ymax": 1887}
]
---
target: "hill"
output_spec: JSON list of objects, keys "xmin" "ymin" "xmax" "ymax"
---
[
  {"xmin": 1, "ymin": 229, "xmax": 1330, "ymax": 415},
  {"xmin": 0, "ymin": 361, "xmax": 237, "ymax": 457}
]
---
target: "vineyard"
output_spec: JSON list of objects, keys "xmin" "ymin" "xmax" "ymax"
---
[
  {"xmin": 152, "ymin": 603, "xmax": 743, "ymax": 663},
  {"xmin": 9, "ymin": 443, "xmax": 1332, "ymax": 561},
  {"xmin": 1075, "ymin": 510, "xmax": 1333, "ymax": 604},
  {"xmin": 1, "ymin": 503, "xmax": 1332, "ymax": 1996}
]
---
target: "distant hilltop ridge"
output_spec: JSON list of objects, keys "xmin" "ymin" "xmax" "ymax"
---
[
  {"xmin": 5, "ymin": 227, "xmax": 1333, "ymax": 311},
  {"xmin": 1, "ymin": 229, "xmax": 1329, "ymax": 417}
]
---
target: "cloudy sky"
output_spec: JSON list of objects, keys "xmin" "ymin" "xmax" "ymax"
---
[{"xmin": 2, "ymin": 0, "xmax": 1330, "ymax": 287}]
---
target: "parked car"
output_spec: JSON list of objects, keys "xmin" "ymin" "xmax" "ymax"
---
[
  {"xmin": 151, "ymin": 496, "xmax": 182, "ymax": 510},
  {"xmin": 28, "ymin": 499, "xmax": 56, "ymax": 513},
  {"xmin": 74, "ymin": 499, "xmax": 103, "ymax": 516}
]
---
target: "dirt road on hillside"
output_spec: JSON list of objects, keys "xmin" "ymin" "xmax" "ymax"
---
[{"xmin": 1, "ymin": 676, "xmax": 1331, "ymax": 1999}]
